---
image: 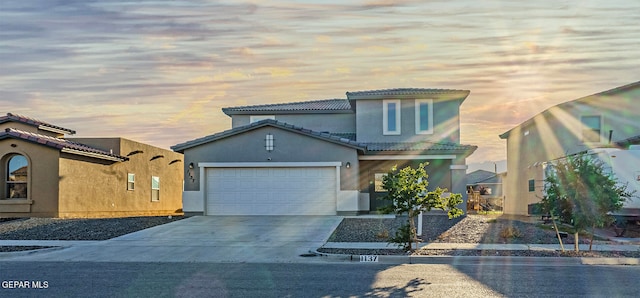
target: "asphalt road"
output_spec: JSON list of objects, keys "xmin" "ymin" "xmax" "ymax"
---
[{"xmin": 1, "ymin": 261, "xmax": 638, "ymax": 297}]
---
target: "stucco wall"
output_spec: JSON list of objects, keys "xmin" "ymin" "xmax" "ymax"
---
[
  {"xmin": 57, "ymin": 138, "xmax": 183, "ymax": 218},
  {"xmin": 181, "ymin": 126, "xmax": 360, "ymax": 192},
  {"xmin": 355, "ymin": 97, "xmax": 462, "ymax": 143},
  {"xmin": 0, "ymin": 139, "xmax": 61, "ymax": 217},
  {"xmin": 231, "ymin": 113, "xmax": 356, "ymax": 133},
  {"xmin": 503, "ymin": 90, "xmax": 640, "ymax": 215}
]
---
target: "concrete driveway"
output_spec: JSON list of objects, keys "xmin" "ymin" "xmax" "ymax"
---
[{"xmin": 6, "ymin": 216, "xmax": 343, "ymax": 263}]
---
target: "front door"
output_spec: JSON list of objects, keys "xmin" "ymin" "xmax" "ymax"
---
[{"xmin": 369, "ymin": 172, "xmax": 390, "ymax": 212}]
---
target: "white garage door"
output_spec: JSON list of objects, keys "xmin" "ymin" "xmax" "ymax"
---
[{"xmin": 206, "ymin": 167, "xmax": 337, "ymax": 215}]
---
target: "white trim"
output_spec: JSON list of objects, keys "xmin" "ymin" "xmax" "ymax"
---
[
  {"xmin": 250, "ymin": 115, "xmax": 275, "ymax": 123},
  {"xmin": 415, "ymin": 99, "xmax": 434, "ymax": 135},
  {"xmin": 61, "ymin": 148, "xmax": 124, "ymax": 162},
  {"xmin": 359, "ymin": 155, "xmax": 456, "ymax": 160},
  {"xmin": 383, "ymin": 100, "xmax": 401, "ymax": 135},
  {"xmin": 450, "ymin": 165, "xmax": 468, "ymax": 170},
  {"xmin": 199, "ymin": 162, "xmax": 342, "ymax": 168}
]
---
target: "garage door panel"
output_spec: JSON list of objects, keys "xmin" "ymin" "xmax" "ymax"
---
[{"xmin": 206, "ymin": 167, "xmax": 336, "ymax": 215}]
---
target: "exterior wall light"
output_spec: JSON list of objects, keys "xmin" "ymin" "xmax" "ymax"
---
[
  {"xmin": 189, "ymin": 162, "xmax": 194, "ymax": 169},
  {"xmin": 346, "ymin": 162, "xmax": 351, "ymax": 169}
]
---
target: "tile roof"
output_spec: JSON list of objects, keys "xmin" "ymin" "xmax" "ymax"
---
[
  {"xmin": 364, "ymin": 142, "xmax": 477, "ymax": 153},
  {"xmin": 0, "ymin": 128, "xmax": 127, "ymax": 162},
  {"xmin": 171, "ymin": 119, "xmax": 366, "ymax": 152},
  {"xmin": 0, "ymin": 113, "xmax": 76, "ymax": 135},
  {"xmin": 346, "ymin": 88, "xmax": 470, "ymax": 98},
  {"xmin": 222, "ymin": 99, "xmax": 352, "ymax": 115}
]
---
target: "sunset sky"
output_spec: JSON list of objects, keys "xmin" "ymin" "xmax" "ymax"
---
[{"xmin": 2, "ymin": 0, "xmax": 639, "ymax": 167}]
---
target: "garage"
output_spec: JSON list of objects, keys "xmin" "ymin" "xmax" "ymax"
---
[{"xmin": 205, "ymin": 164, "xmax": 338, "ymax": 215}]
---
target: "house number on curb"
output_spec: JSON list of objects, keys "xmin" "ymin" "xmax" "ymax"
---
[{"xmin": 359, "ymin": 255, "xmax": 379, "ymax": 262}]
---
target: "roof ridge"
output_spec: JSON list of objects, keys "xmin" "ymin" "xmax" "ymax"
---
[
  {"xmin": 1, "ymin": 113, "xmax": 76, "ymax": 134},
  {"xmin": 2, "ymin": 128, "xmax": 126, "ymax": 161},
  {"xmin": 223, "ymin": 98, "xmax": 349, "ymax": 111}
]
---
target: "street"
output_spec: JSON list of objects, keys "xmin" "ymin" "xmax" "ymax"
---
[{"xmin": 1, "ymin": 261, "xmax": 638, "ymax": 297}]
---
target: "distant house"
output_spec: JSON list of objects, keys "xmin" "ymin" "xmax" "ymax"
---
[
  {"xmin": 499, "ymin": 81, "xmax": 640, "ymax": 215},
  {"xmin": 466, "ymin": 169, "xmax": 505, "ymax": 211},
  {"xmin": 172, "ymin": 88, "xmax": 477, "ymax": 216},
  {"xmin": 0, "ymin": 113, "xmax": 183, "ymax": 218}
]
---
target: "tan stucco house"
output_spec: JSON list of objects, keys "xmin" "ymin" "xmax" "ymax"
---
[
  {"xmin": 0, "ymin": 113, "xmax": 184, "ymax": 218},
  {"xmin": 499, "ymin": 81, "xmax": 640, "ymax": 215}
]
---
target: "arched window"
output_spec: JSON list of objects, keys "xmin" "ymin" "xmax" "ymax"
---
[{"xmin": 6, "ymin": 155, "xmax": 28, "ymax": 199}]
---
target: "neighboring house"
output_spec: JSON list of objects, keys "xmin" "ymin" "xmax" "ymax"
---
[
  {"xmin": 466, "ymin": 169, "xmax": 505, "ymax": 211},
  {"xmin": 0, "ymin": 113, "xmax": 184, "ymax": 218},
  {"xmin": 172, "ymin": 88, "xmax": 477, "ymax": 216},
  {"xmin": 499, "ymin": 81, "xmax": 640, "ymax": 215}
]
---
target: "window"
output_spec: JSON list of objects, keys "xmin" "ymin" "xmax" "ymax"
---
[
  {"xmin": 127, "ymin": 173, "xmax": 135, "ymax": 190},
  {"xmin": 5, "ymin": 155, "xmax": 28, "ymax": 199},
  {"xmin": 415, "ymin": 99, "xmax": 433, "ymax": 134},
  {"xmin": 581, "ymin": 115, "xmax": 601, "ymax": 143},
  {"xmin": 383, "ymin": 100, "xmax": 401, "ymax": 135},
  {"xmin": 265, "ymin": 133, "xmax": 274, "ymax": 151},
  {"xmin": 250, "ymin": 115, "xmax": 275, "ymax": 123},
  {"xmin": 151, "ymin": 176, "xmax": 160, "ymax": 201},
  {"xmin": 528, "ymin": 179, "xmax": 535, "ymax": 192}
]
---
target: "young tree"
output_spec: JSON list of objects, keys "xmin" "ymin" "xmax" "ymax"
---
[
  {"xmin": 541, "ymin": 153, "xmax": 632, "ymax": 251},
  {"xmin": 379, "ymin": 163, "xmax": 464, "ymax": 251}
]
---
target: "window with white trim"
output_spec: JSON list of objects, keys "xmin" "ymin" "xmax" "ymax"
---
[
  {"xmin": 383, "ymin": 100, "xmax": 401, "ymax": 135},
  {"xmin": 250, "ymin": 115, "xmax": 275, "ymax": 123},
  {"xmin": 127, "ymin": 173, "xmax": 135, "ymax": 191},
  {"xmin": 415, "ymin": 99, "xmax": 433, "ymax": 134},
  {"xmin": 5, "ymin": 154, "xmax": 28, "ymax": 199},
  {"xmin": 151, "ymin": 176, "xmax": 160, "ymax": 201},
  {"xmin": 581, "ymin": 115, "xmax": 601, "ymax": 143}
]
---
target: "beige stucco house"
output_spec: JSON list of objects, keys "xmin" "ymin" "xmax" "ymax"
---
[
  {"xmin": 499, "ymin": 81, "xmax": 640, "ymax": 215},
  {"xmin": 1, "ymin": 113, "xmax": 184, "ymax": 218}
]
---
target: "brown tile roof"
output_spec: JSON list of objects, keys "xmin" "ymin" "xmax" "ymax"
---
[
  {"xmin": 0, "ymin": 128, "xmax": 127, "ymax": 162},
  {"xmin": 0, "ymin": 113, "xmax": 76, "ymax": 135},
  {"xmin": 222, "ymin": 99, "xmax": 352, "ymax": 115}
]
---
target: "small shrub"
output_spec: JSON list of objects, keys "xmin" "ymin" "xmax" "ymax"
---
[
  {"xmin": 376, "ymin": 229, "xmax": 389, "ymax": 239},
  {"xmin": 486, "ymin": 218, "xmax": 497, "ymax": 224},
  {"xmin": 499, "ymin": 226, "xmax": 522, "ymax": 239}
]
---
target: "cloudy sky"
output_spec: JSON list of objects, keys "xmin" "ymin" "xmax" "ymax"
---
[{"xmin": 2, "ymin": 0, "xmax": 639, "ymax": 165}]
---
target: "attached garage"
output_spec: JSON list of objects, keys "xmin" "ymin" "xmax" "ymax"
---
[{"xmin": 204, "ymin": 163, "xmax": 340, "ymax": 215}]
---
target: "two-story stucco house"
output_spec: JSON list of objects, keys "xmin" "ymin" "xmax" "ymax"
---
[
  {"xmin": 172, "ymin": 88, "xmax": 477, "ymax": 216},
  {"xmin": 0, "ymin": 113, "xmax": 184, "ymax": 218},
  {"xmin": 499, "ymin": 81, "xmax": 640, "ymax": 215}
]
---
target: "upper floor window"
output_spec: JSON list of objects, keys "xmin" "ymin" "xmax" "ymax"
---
[
  {"xmin": 6, "ymin": 154, "xmax": 28, "ymax": 199},
  {"xmin": 581, "ymin": 115, "xmax": 601, "ymax": 143},
  {"xmin": 415, "ymin": 99, "xmax": 433, "ymax": 134},
  {"xmin": 250, "ymin": 115, "xmax": 275, "ymax": 123},
  {"xmin": 383, "ymin": 100, "xmax": 401, "ymax": 135}
]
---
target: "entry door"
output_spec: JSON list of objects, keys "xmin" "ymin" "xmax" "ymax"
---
[{"xmin": 369, "ymin": 172, "xmax": 390, "ymax": 212}]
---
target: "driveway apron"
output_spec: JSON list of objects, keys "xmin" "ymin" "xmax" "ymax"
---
[{"xmin": 3, "ymin": 216, "xmax": 343, "ymax": 263}]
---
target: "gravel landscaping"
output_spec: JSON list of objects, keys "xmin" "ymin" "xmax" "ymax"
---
[
  {"xmin": 319, "ymin": 214, "xmax": 640, "ymax": 258},
  {"xmin": 0, "ymin": 216, "xmax": 186, "ymax": 252}
]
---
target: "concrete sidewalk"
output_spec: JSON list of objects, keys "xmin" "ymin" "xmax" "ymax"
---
[{"xmin": 321, "ymin": 241, "xmax": 640, "ymax": 252}]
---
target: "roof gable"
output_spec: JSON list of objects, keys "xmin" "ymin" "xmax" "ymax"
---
[
  {"xmin": 171, "ymin": 119, "xmax": 366, "ymax": 152},
  {"xmin": 500, "ymin": 81, "xmax": 640, "ymax": 139},
  {"xmin": 0, "ymin": 113, "xmax": 76, "ymax": 135},
  {"xmin": 222, "ymin": 99, "xmax": 353, "ymax": 115},
  {"xmin": 0, "ymin": 128, "xmax": 127, "ymax": 162}
]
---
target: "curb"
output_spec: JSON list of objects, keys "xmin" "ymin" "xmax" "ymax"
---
[{"xmin": 311, "ymin": 249, "xmax": 640, "ymax": 266}]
